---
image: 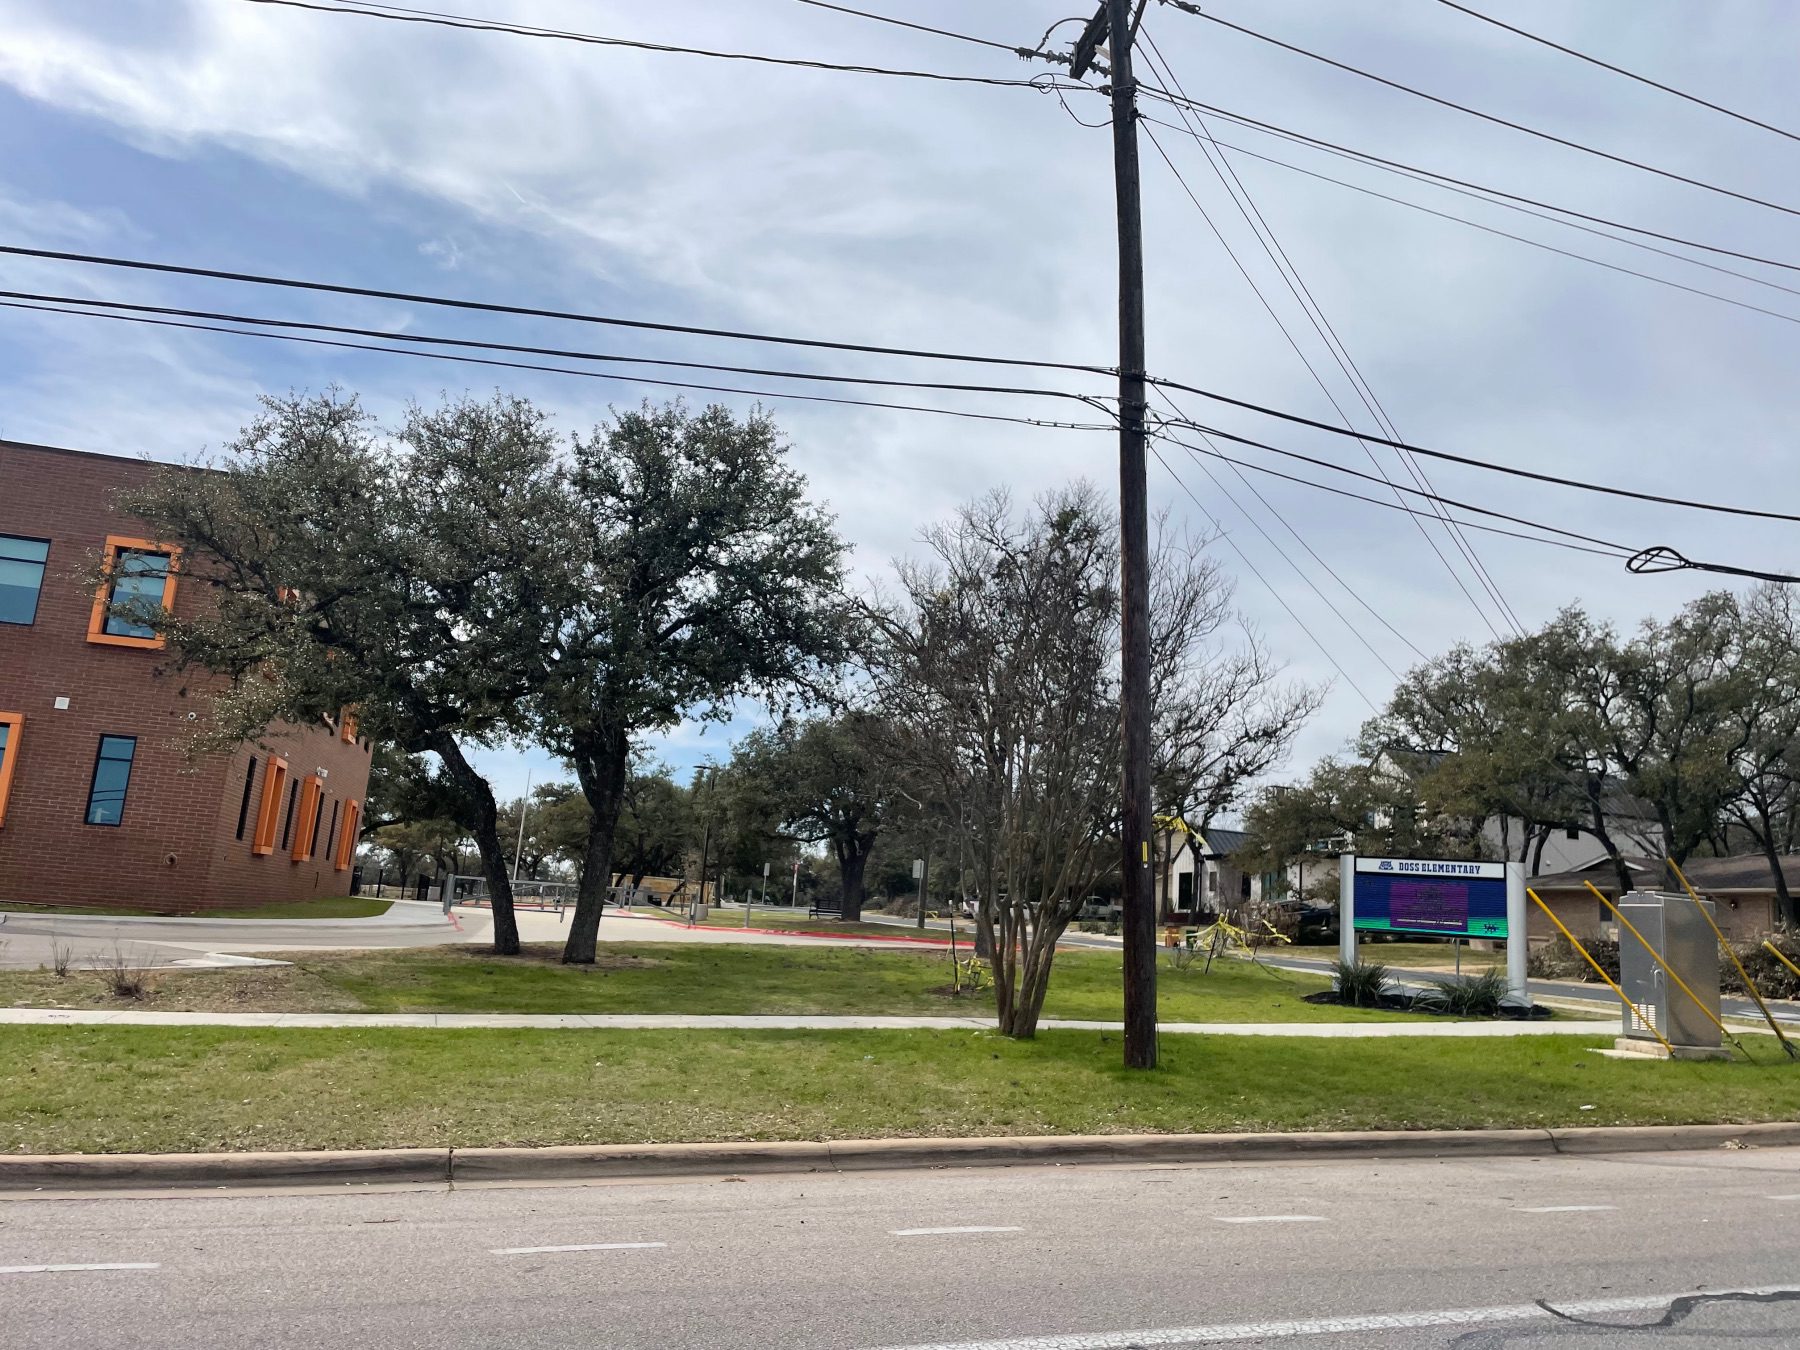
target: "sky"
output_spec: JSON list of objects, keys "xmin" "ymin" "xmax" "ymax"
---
[{"xmin": 1, "ymin": 0, "xmax": 1796, "ymax": 814}]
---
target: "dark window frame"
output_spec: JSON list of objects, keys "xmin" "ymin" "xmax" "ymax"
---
[
  {"xmin": 326, "ymin": 799, "xmax": 341, "ymax": 860},
  {"xmin": 0, "ymin": 533, "xmax": 50, "ymax": 627},
  {"xmin": 281, "ymin": 778, "xmax": 299, "ymax": 850},
  {"xmin": 310, "ymin": 789, "xmax": 327, "ymax": 857},
  {"xmin": 235, "ymin": 758, "xmax": 258, "ymax": 840},
  {"xmin": 84, "ymin": 735, "xmax": 138, "ymax": 827}
]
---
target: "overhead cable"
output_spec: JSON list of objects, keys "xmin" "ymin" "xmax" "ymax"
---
[
  {"xmin": 0, "ymin": 244, "xmax": 1113, "ymax": 377},
  {"xmin": 0, "ymin": 298, "xmax": 1113, "ymax": 431},
  {"xmin": 1434, "ymin": 0, "xmax": 1800, "ymax": 145},
  {"xmin": 1155, "ymin": 0, "xmax": 1800, "ymax": 222},
  {"xmin": 1136, "ymin": 85, "xmax": 1800, "ymax": 275},
  {"xmin": 234, "ymin": 0, "xmax": 1075, "ymax": 89}
]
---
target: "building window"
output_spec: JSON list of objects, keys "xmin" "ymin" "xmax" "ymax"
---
[
  {"xmin": 335, "ymin": 799, "xmax": 361, "ymax": 871},
  {"xmin": 234, "ymin": 758, "xmax": 258, "ymax": 841},
  {"xmin": 1176, "ymin": 871, "xmax": 1194, "ymax": 912},
  {"xmin": 325, "ymin": 799, "xmax": 340, "ymax": 861},
  {"xmin": 1207, "ymin": 869, "xmax": 1219, "ymax": 895},
  {"xmin": 87, "ymin": 537, "xmax": 179, "ymax": 649},
  {"xmin": 291, "ymin": 776, "xmax": 324, "ymax": 862},
  {"xmin": 1565, "ymin": 826, "xmax": 1580, "ymax": 840},
  {"xmin": 0, "ymin": 712, "xmax": 21, "ymax": 828},
  {"xmin": 309, "ymin": 789, "xmax": 327, "ymax": 858},
  {"xmin": 280, "ymin": 778, "xmax": 299, "ymax": 851},
  {"xmin": 251, "ymin": 755, "xmax": 289, "ymax": 856},
  {"xmin": 84, "ymin": 735, "xmax": 137, "ymax": 826},
  {"xmin": 0, "ymin": 535, "xmax": 50, "ymax": 626}
]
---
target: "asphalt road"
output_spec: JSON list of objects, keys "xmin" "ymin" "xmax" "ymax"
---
[{"xmin": 4, "ymin": 1147, "xmax": 1799, "ymax": 1348}]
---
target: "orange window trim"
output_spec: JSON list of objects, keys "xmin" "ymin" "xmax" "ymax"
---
[
  {"xmin": 291, "ymin": 775, "xmax": 324, "ymax": 862},
  {"xmin": 334, "ymin": 798, "xmax": 361, "ymax": 871},
  {"xmin": 0, "ymin": 711, "xmax": 21, "ymax": 830},
  {"xmin": 251, "ymin": 755, "xmax": 289, "ymax": 856},
  {"xmin": 340, "ymin": 709, "xmax": 359, "ymax": 743},
  {"xmin": 87, "ymin": 535, "xmax": 182, "ymax": 650}
]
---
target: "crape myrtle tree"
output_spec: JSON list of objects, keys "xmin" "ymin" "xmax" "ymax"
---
[
  {"xmin": 870, "ymin": 484, "xmax": 1317, "ymax": 1037},
  {"xmin": 539, "ymin": 402, "xmax": 852, "ymax": 965},
  {"xmin": 114, "ymin": 392, "xmax": 569, "ymax": 954}
]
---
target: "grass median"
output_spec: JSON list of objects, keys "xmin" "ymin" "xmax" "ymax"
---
[
  {"xmin": 1, "ymin": 1026, "xmax": 1789, "ymax": 1155},
  {"xmin": 0, "ymin": 943, "xmax": 1426, "ymax": 1022}
]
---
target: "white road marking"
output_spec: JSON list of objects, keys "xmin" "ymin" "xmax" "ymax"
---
[
  {"xmin": 891, "ymin": 1227, "xmax": 1023, "ymax": 1237},
  {"xmin": 0, "ymin": 1264, "xmax": 160, "ymax": 1276},
  {"xmin": 1211, "ymin": 1215, "xmax": 1325, "ymax": 1225},
  {"xmin": 1767, "ymin": 1194, "xmax": 1800, "ymax": 1201},
  {"xmin": 489, "ymin": 1243, "xmax": 666, "ymax": 1255},
  {"xmin": 1512, "ymin": 1204, "xmax": 1617, "ymax": 1213},
  {"xmin": 857, "ymin": 1285, "xmax": 1800, "ymax": 1349}
]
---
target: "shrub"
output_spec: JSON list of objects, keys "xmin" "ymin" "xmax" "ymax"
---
[
  {"xmin": 1076, "ymin": 920, "xmax": 1102, "ymax": 934},
  {"xmin": 50, "ymin": 937, "xmax": 74, "ymax": 978},
  {"xmin": 1413, "ymin": 968, "xmax": 1509, "ymax": 1017},
  {"xmin": 1102, "ymin": 920, "xmax": 1121, "ymax": 937},
  {"xmin": 92, "ymin": 946, "xmax": 156, "ymax": 1001},
  {"xmin": 1726, "ymin": 938, "xmax": 1800, "ymax": 1001},
  {"xmin": 1331, "ymin": 958, "xmax": 1392, "ymax": 1007}
]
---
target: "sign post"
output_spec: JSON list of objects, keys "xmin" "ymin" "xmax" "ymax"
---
[{"xmin": 1340, "ymin": 854, "xmax": 1529, "ymax": 1007}]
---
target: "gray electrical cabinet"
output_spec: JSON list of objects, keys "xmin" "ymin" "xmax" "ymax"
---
[{"xmin": 1618, "ymin": 890, "xmax": 1722, "ymax": 1057}]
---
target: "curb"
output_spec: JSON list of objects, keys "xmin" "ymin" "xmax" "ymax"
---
[{"xmin": 4, "ymin": 1121, "xmax": 1798, "ymax": 1193}]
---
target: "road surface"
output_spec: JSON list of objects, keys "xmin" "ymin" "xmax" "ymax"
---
[
  {"xmin": 3, "ymin": 1145, "xmax": 1798, "ymax": 1347},
  {"xmin": 0, "ymin": 901, "xmax": 952, "ymax": 969}
]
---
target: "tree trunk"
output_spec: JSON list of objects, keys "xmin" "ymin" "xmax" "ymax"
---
[
  {"xmin": 1756, "ymin": 829, "xmax": 1799, "ymax": 928},
  {"xmin": 1530, "ymin": 825, "xmax": 1551, "ymax": 876},
  {"xmin": 837, "ymin": 842, "xmax": 872, "ymax": 922},
  {"xmin": 563, "ymin": 725, "xmax": 630, "ymax": 964},
  {"xmin": 429, "ymin": 732, "xmax": 520, "ymax": 956}
]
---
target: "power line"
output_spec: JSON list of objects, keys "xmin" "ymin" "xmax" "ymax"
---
[
  {"xmin": 1139, "ymin": 32, "xmax": 1522, "ymax": 637},
  {"xmin": 1146, "ymin": 387, "xmax": 1800, "ymax": 525},
  {"xmin": 0, "ymin": 243, "xmax": 1113, "ymax": 377},
  {"xmin": 234, "ymin": 0, "xmax": 1072, "ymax": 89},
  {"xmin": 1433, "ymin": 0, "xmax": 1800, "ymax": 145},
  {"xmin": 787, "ymin": 0, "xmax": 1058, "ymax": 63},
  {"xmin": 0, "ymin": 287, "xmax": 1109, "ymax": 410},
  {"xmin": 1151, "ymin": 390, "xmax": 1426, "ymax": 665},
  {"xmin": 0, "ymin": 297, "xmax": 1113, "ymax": 431},
  {"xmin": 1139, "ymin": 113, "xmax": 1800, "ymax": 329},
  {"xmin": 1151, "ymin": 443, "xmax": 1379, "ymax": 710},
  {"xmin": 1156, "ymin": 0, "xmax": 1800, "ymax": 222},
  {"xmin": 1140, "ymin": 118, "xmax": 1507, "ymax": 640},
  {"xmin": 1136, "ymin": 81, "xmax": 1800, "ymax": 275},
  {"xmin": 1151, "ymin": 420, "xmax": 1637, "ymax": 557},
  {"xmin": 14, "ymin": 244, "xmax": 1793, "ymax": 524}
]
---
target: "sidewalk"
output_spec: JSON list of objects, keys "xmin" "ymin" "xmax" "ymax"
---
[{"xmin": 0, "ymin": 1007, "xmax": 1626, "ymax": 1036}]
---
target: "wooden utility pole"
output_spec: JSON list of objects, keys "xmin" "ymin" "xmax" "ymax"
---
[{"xmin": 1078, "ymin": 0, "xmax": 1157, "ymax": 1069}]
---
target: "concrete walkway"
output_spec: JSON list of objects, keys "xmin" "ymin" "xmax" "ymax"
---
[{"xmin": 0, "ymin": 1007, "xmax": 1626, "ymax": 1036}]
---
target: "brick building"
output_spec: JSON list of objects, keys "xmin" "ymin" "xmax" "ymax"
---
[{"xmin": 0, "ymin": 440, "xmax": 372, "ymax": 912}]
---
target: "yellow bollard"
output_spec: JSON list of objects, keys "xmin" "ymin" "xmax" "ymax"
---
[
  {"xmin": 1667, "ymin": 858, "xmax": 1796, "ymax": 1060},
  {"xmin": 1528, "ymin": 889, "xmax": 1673, "ymax": 1056},
  {"xmin": 1585, "ymin": 882, "xmax": 1748, "ymax": 1058}
]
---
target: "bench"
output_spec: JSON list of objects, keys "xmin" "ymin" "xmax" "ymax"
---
[{"xmin": 808, "ymin": 900, "xmax": 844, "ymax": 920}]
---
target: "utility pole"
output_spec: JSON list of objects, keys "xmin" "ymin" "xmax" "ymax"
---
[
  {"xmin": 915, "ymin": 855, "xmax": 931, "ymax": 930},
  {"xmin": 693, "ymin": 764, "xmax": 717, "ymax": 923},
  {"xmin": 1076, "ymin": 0, "xmax": 1156, "ymax": 1070}
]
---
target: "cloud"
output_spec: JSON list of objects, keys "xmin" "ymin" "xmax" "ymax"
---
[{"xmin": 3, "ymin": 0, "xmax": 1797, "ymax": 803}]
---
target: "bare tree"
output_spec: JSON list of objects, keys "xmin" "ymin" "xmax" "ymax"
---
[{"xmin": 870, "ymin": 485, "xmax": 1318, "ymax": 1037}]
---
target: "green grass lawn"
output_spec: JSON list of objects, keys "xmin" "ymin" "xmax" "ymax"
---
[
  {"xmin": 1, "ymin": 1026, "xmax": 1789, "ymax": 1154},
  {"xmin": 0, "ymin": 943, "xmax": 1418, "ymax": 1023},
  {"xmin": 0, "ymin": 897, "xmax": 392, "ymax": 920}
]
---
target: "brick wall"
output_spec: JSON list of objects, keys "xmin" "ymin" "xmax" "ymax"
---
[{"xmin": 0, "ymin": 441, "xmax": 372, "ymax": 912}]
